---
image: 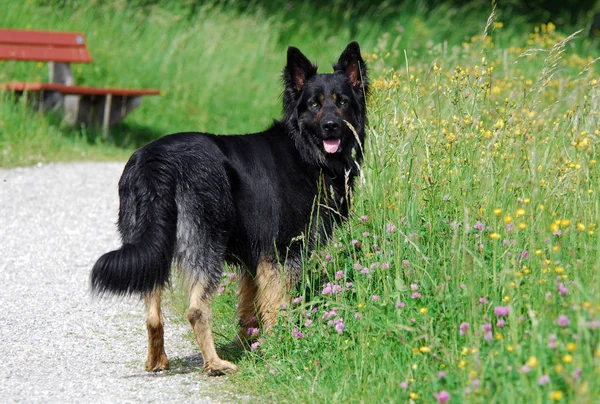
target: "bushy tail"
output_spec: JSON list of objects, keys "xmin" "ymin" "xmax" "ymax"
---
[{"xmin": 91, "ymin": 166, "xmax": 177, "ymax": 296}]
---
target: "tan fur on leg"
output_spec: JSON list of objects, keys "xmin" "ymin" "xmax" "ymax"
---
[
  {"xmin": 188, "ymin": 281, "xmax": 238, "ymax": 376},
  {"xmin": 255, "ymin": 260, "xmax": 287, "ymax": 333},
  {"xmin": 144, "ymin": 290, "xmax": 169, "ymax": 371},
  {"xmin": 236, "ymin": 273, "xmax": 258, "ymax": 344}
]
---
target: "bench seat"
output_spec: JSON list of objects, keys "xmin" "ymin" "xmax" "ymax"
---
[{"xmin": 0, "ymin": 28, "xmax": 160, "ymax": 131}]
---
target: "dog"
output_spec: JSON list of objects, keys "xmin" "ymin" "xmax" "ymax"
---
[{"xmin": 91, "ymin": 42, "xmax": 369, "ymax": 376}]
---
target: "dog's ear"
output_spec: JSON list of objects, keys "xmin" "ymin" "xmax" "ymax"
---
[
  {"xmin": 284, "ymin": 47, "xmax": 317, "ymax": 92},
  {"xmin": 334, "ymin": 41, "xmax": 367, "ymax": 89}
]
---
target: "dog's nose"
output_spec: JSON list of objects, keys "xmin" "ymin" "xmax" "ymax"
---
[{"xmin": 322, "ymin": 120, "xmax": 340, "ymax": 134}]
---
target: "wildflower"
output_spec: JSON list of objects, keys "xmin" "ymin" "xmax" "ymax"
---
[
  {"xmin": 360, "ymin": 267, "xmax": 369, "ymax": 275},
  {"xmin": 562, "ymin": 354, "xmax": 573, "ymax": 364},
  {"xmin": 304, "ymin": 319, "xmax": 313, "ymax": 327},
  {"xmin": 331, "ymin": 284, "xmax": 342, "ymax": 294},
  {"xmin": 354, "ymin": 312, "xmax": 361, "ymax": 319},
  {"xmin": 411, "ymin": 283, "xmax": 419, "ymax": 291},
  {"xmin": 493, "ymin": 208, "xmax": 503, "ymax": 216},
  {"xmin": 292, "ymin": 328, "xmax": 304, "ymax": 338},
  {"xmin": 321, "ymin": 283, "xmax": 333, "ymax": 295},
  {"xmin": 246, "ymin": 327, "xmax": 259, "ymax": 337},
  {"xmin": 460, "ymin": 283, "xmax": 467, "ymax": 289},
  {"xmin": 549, "ymin": 391, "xmax": 563, "ymax": 401},
  {"xmin": 334, "ymin": 318, "xmax": 345, "ymax": 334},
  {"xmin": 435, "ymin": 391, "xmax": 450, "ymax": 403},
  {"xmin": 484, "ymin": 332, "xmax": 493, "ymax": 342},
  {"xmin": 479, "ymin": 297, "xmax": 489, "ymax": 304},
  {"xmin": 411, "ymin": 292, "xmax": 422, "ymax": 299},
  {"xmin": 250, "ymin": 341, "xmax": 260, "ymax": 351},
  {"xmin": 322, "ymin": 309, "xmax": 337, "ymax": 319},
  {"xmin": 558, "ymin": 283, "xmax": 568, "ymax": 296},
  {"xmin": 409, "ymin": 392, "xmax": 418, "ymax": 400},
  {"xmin": 419, "ymin": 307, "xmax": 428, "ymax": 314},
  {"xmin": 371, "ymin": 295, "xmax": 380, "ymax": 301},
  {"xmin": 396, "ymin": 301, "xmax": 405, "ymax": 308},
  {"xmin": 520, "ymin": 365, "xmax": 531, "ymax": 373},
  {"xmin": 490, "ymin": 232, "xmax": 501, "ymax": 240},
  {"xmin": 472, "ymin": 379, "xmax": 480, "ymax": 388},
  {"xmin": 351, "ymin": 240, "xmax": 361, "ymax": 249},
  {"xmin": 419, "ymin": 346, "xmax": 431, "ymax": 353},
  {"xmin": 526, "ymin": 356, "xmax": 538, "ymax": 368},
  {"xmin": 557, "ymin": 315, "xmax": 569, "ymax": 327},
  {"xmin": 483, "ymin": 323, "xmax": 492, "ymax": 333},
  {"xmin": 548, "ymin": 334, "xmax": 557, "ymax": 349},
  {"xmin": 474, "ymin": 221, "xmax": 484, "ymax": 231},
  {"xmin": 386, "ymin": 222, "xmax": 397, "ymax": 234},
  {"xmin": 494, "ymin": 306, "xmax": 510, "ymax": 316},
  {"xmin": 539, "ymin": 375, "xmax": 551, "ymax": 385},
  {"xmin": 438, "ymin": 371, "xmax": 446, "ymax": 379},
  {"xmin": 459, "ymin": 322, "xmax": 470, "ymax": 336},
  {"xmin": 402, "ymin": 259, "xmax": 410, "ymax": 268},
  {"xmin": 345, "ymin": 282, "xmax": 353, "ymax": 288},
  {"xmin": 572, "ymin": 367, "xmax": 582, "ymax": 380},
  {"xmin": 335, "ymin": 270, "xmax": 344, "ymax": 280},
  {"xmin": 566, "ymin": 342, "xmax": 576, "ymax": 352},
  {"xmin": 400, "ymin": 381, "xmax": 408, "ymax": 389},
  {"xmin": 292, "ymin": 296, "xmax": 303, "ymax": 304},
  {"xmin": 358, "ymin": 215, "xmax": 369, "ymax": 222},
  {"xmin": 464, "ymin": 387, "xmax": 472, "ymax": 395},
  {"xmin": 496, "ymin": 319, "xmax": 505, "ymax": 328}
]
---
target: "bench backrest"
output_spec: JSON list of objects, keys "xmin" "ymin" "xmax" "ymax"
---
[{"xmin": 0, "ymin": 28, "xmax": 92, "ymax": 63}]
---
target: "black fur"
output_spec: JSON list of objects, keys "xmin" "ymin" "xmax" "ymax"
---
[{"xmin": 91, "ymin": 42, "xmax": 369, "ymax": 300}]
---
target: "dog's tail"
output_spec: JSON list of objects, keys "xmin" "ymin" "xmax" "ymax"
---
[{"xmin": 91, "ymin": 161, "xmax": 177, "ymax": 296}]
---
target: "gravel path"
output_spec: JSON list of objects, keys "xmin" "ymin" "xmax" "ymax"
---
[{"xmin": 0, "ymin": 162, "xmax": 241, "ymax": 403}]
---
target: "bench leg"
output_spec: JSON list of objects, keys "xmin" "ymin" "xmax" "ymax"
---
[{"xmin": 102, "ymin": 94, "xmax": 112, "ymax": 137}]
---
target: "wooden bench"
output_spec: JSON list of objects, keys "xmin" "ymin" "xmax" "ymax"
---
[{"xmin": 0, "ymin": 28, "xmax": 160, "ymax": 131}]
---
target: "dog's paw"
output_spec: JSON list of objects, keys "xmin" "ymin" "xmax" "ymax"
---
[{"xmin": 204, "ymin": 359, "xmax": 238, "ymax": 377}]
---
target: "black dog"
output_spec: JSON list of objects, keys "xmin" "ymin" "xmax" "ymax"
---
[{"xmin": 91, "ymin": 42, "xmax": 368, "ymax": 376}]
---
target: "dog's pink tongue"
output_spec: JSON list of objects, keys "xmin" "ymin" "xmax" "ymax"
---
[{"xmin": 323, "ymin": 139, "xmax": 340, "ymax": 153}]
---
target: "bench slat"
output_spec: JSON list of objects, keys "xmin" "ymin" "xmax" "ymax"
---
[
  {"xmin": 0, "ymin": 82, "xmax": 161, "ymax": 97},
  {"xmin": 0, "ymin": 44, "xmax": 92, "ymax": 63},
  {"xmin": 0, "ymin": 28, "xmax": 87, "ymax": 47}
]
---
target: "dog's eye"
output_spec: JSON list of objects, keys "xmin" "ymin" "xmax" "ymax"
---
[
  {"xmin": 310, "ymin": 101, "xmax": 320, "ymax": 108},
  {"xmin": 339, "ymin": 99, "xmax": 348, "ymax": 106}
]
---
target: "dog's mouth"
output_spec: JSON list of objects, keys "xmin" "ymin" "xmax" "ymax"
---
[{"xmin": 323, "ymin": 138, "xmax": 341, "ymax": 154}]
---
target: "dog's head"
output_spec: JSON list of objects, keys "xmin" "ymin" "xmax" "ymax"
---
[{"xmin": 283, "ymin": 42, "xmax": 369, "ymax": 168}]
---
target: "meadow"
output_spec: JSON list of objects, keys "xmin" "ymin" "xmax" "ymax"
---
[{"xmin": 1, "ymin": 1, "xmax": 599, "ymax": 402}]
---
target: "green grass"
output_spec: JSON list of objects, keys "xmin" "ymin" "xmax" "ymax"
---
[{"xmin": 2, "ymin": 1, "xmax": 599, "ymax": 402}]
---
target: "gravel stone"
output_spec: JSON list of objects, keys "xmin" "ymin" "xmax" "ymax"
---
[{"xmin": 0, "ymin": 162, "xmax": 240, "ymax": 403}]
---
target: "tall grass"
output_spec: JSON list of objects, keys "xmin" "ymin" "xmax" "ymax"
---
[
  {"xmin": 1, "ymin": 0, "xmax": 498, "ymax": 167},
  {"xmin": 2, "ymin": 1, "xmax": 599, "ymax": 402},
  {"xmin": 222, "ymin": 19, "xmax": 599, "ymax": 403}
]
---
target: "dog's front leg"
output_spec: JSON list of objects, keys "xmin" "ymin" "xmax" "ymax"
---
[{"xmin": 255, "ymin": 260, "xmax": 287, "ymax": 334}]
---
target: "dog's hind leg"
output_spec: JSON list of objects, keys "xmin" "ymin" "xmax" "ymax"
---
[
  {"xmin": 235, "ymin": 272, "xmax": 258, "ymax": 345},
  {"xmin": 188, "ymin": 281, "xmax": 238, "ymax": 376},
  {"xmin": 255, "ymin": 260, "xmax": 286, "ymax": 334},
  {"xmin": 144, "ymin": 290, "xmax": 169, "ymax": 371}
]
